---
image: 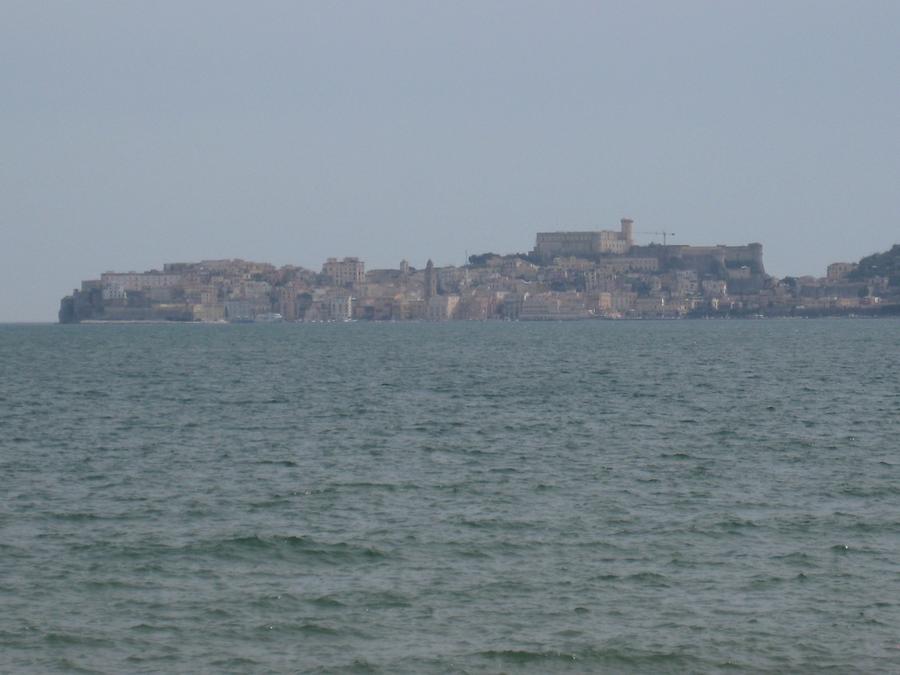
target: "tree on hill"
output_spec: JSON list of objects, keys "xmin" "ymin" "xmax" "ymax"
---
[
  {"xmin": 468, "ymin": 251, "xmax": 543, "ymax": 267},
  {"xmin": 512, "ymin": 252, "xmax": 543, "ymax": 265},
  {"xmin": 849, "ymin": 244, "xmax": 900, "ymax": 286},
  {"xmin": 467, "ymin": 252, "xmax": 501, "ymax": 267}
]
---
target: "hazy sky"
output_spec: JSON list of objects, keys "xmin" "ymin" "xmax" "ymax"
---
[{"xmin": 2, "ymin": 1, "xmax": 898, "ymax": 321}]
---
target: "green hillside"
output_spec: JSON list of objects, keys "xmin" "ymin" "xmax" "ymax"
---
[{"xmin": 850, "ymin": 244, "xmax": 900, "ymax": 286}]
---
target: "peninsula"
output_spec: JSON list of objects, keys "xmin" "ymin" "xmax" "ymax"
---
[{"xmin": 59, "ymin": 220, "xmax": 900, "ymax": 323}]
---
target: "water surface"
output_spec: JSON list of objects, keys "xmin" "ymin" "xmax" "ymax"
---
[{"xmin": 1, "ymin": 320, "xmax": 898, "ymax": 672}]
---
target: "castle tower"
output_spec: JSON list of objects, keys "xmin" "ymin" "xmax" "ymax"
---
[
  {"xmin": 424, "ymin": 259, "xmax": 436, "ymax": 301},
  {"xmin": 620, "ymin": 218, "xmax": 634, "ymax": 249}
]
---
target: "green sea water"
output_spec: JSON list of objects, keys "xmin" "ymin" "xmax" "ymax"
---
[{"xmin": 1, "ymin": 320, "xmax": 898, "ymax": 673}]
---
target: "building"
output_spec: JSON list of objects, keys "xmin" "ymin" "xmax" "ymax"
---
[
  {"xmin": 424, "ymin": 259, "xmax": 437, "ymax": 301},
  {"xmin": 101, "ymin": 284, "xmax": 127, "ymax": 301},
  {"xmin": 193, "ymin": 304, "xmax": 225, "ymax": 322},
  {"xmin": 323, "ymin": 295, "xmax": 353, "ymax": 321},
  {"xmin": 100, "ymin": 271, "xmax": 182, "ymax": 291},
  {"xmin": 664, "ymin": 243, "xmax": 765, "ymax": 276},
  {"xmin": 224, "ymin": 300, "xmax": 256, "ymax": 321},
  {"xmin": 827, "ymin": 262, "xmax": 857, "ymax": 282},
  {"xmin": 701, "ymin": 279, "xmax": 728, "ymax": 298},
  {"xmin": 533, "ymin": 218, "xmax": 634, "ymax": 260},
  {"xmin": 518, "ymin": 292, "xmax": 591, "ymax": 320},
  {"xmin": 236, "ymin": 280, "xmax": 271, "ymax": 300},
  {"xmin": 427, "ymin": 294, "xmax": 459, "ymax": 320},
  {"xmin": 322, "ymin": 257, "xmax": 365, "ymax": 287}
]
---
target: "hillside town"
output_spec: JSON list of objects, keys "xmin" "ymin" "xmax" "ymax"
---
[{"xmin": 59, "ymin": 220, "xmax": 900, "ymax": 323}]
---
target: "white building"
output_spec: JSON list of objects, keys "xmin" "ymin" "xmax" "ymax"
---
[{"xmin": 323, "ymin": 295, "xmax": 353, "ymax": 321}]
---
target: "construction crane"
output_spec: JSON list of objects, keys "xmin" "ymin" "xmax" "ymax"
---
[{"xmin": 637, "ymin": 230, "xmax": 676, "ymax": 245}]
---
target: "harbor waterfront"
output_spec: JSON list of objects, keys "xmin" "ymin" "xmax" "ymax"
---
[{"xmin": 1, "ymin": 320, "xmax": 899, "ymax": 673}]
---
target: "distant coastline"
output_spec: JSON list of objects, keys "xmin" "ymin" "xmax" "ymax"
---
[{"xmin": 58, "ymin": 222, "xmax": 900, "ymax": 324}]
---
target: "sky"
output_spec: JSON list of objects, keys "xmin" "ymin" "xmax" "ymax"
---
[{"xmin": 1, "ymin": 1, "xmax": 898, "ymax": 321}]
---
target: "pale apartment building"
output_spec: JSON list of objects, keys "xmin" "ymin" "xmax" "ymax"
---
[{"xmin": 322, "ymin": 257, "xmax": 365, "ymax": 287}]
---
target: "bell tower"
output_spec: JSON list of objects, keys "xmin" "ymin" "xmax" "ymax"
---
[
  {"xmin": 620, "ymin": 218, "xmax": 634, "ymax": 249},
  {"xmin": 424, "ymin": 259, "xmax": 437, "ymax": 301}
]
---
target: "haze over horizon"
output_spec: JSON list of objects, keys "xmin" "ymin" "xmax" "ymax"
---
[{"xmin": 2, "ymin": 1, "xmax": 898, "ymax": 322}]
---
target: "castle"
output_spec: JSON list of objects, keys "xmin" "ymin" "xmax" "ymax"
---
[{"xmin": 533, "ymin": 218, "xmax": 634, "ymax": 260}]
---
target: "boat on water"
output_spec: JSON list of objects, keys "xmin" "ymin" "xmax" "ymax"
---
[{"xmin": 254, "ymin": 313, "xmax": 284, "ymax": 323}]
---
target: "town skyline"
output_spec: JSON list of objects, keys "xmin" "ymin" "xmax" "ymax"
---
[
  {"xmin": 11, "ymin": 215, "xmax": 896, "ymax": 324},
  {"xmin": 0, "ymin": 216, "xmax": 894, "ymax": 323},
  {"xmin": 58, "ymin": 220, "xmax": 899, "ymax": 324},
  {"xmin": 4, "ymin": 219, "xmax": 900, "ymax": 323}
]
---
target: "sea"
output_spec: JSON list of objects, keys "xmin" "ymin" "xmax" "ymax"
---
[{"xmin": 1, "ymin": 319, "xmax": 898, "ymax": 674}]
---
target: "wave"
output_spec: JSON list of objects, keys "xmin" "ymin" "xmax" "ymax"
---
[
  {"xmin": 43, "ymin": 632, "xmax": 114, "ymax": 648},
  {"xmin": 71, "ymin": 534, "xmax": 393, "ymax": 564},
  {"xmin": 207, "ymin": 656, "xmax": 263, "ymax": 669},
  {"xmin": 255, "ymin": 621, "xmax": 345, "ymax": 637},
  {"xmin": 183, "ymin": 534, "xmax": 390, "ymax": 563},
  {"xmin": 256, "ymin": 459, "xmax": 298, "ymax": 467},
  {"xmin": 128, "ymin": 622, "xmax": 183, "ymax": 634},
  {"xmin": 838, "ymin": 484, "xmax": 900, "ymax": 497},
  {"xmin": 473, "ymin": 646, "xmax": 698, "ymax": 669},
  {"xmin": 476, "ymin": 649, "xmax": 578, "ymax": 664},
  {"xmin": 308, "ymin": 594, "xmax": 346, "ymax": 608},
  {"xmin": 624, "ymin": 571, "xmax": 671, "ymax": 586}
]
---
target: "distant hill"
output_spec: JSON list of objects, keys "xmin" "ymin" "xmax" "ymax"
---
[{"xmin": 849, "ymin": 244, "xmax": 900, "ymax": 285}]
